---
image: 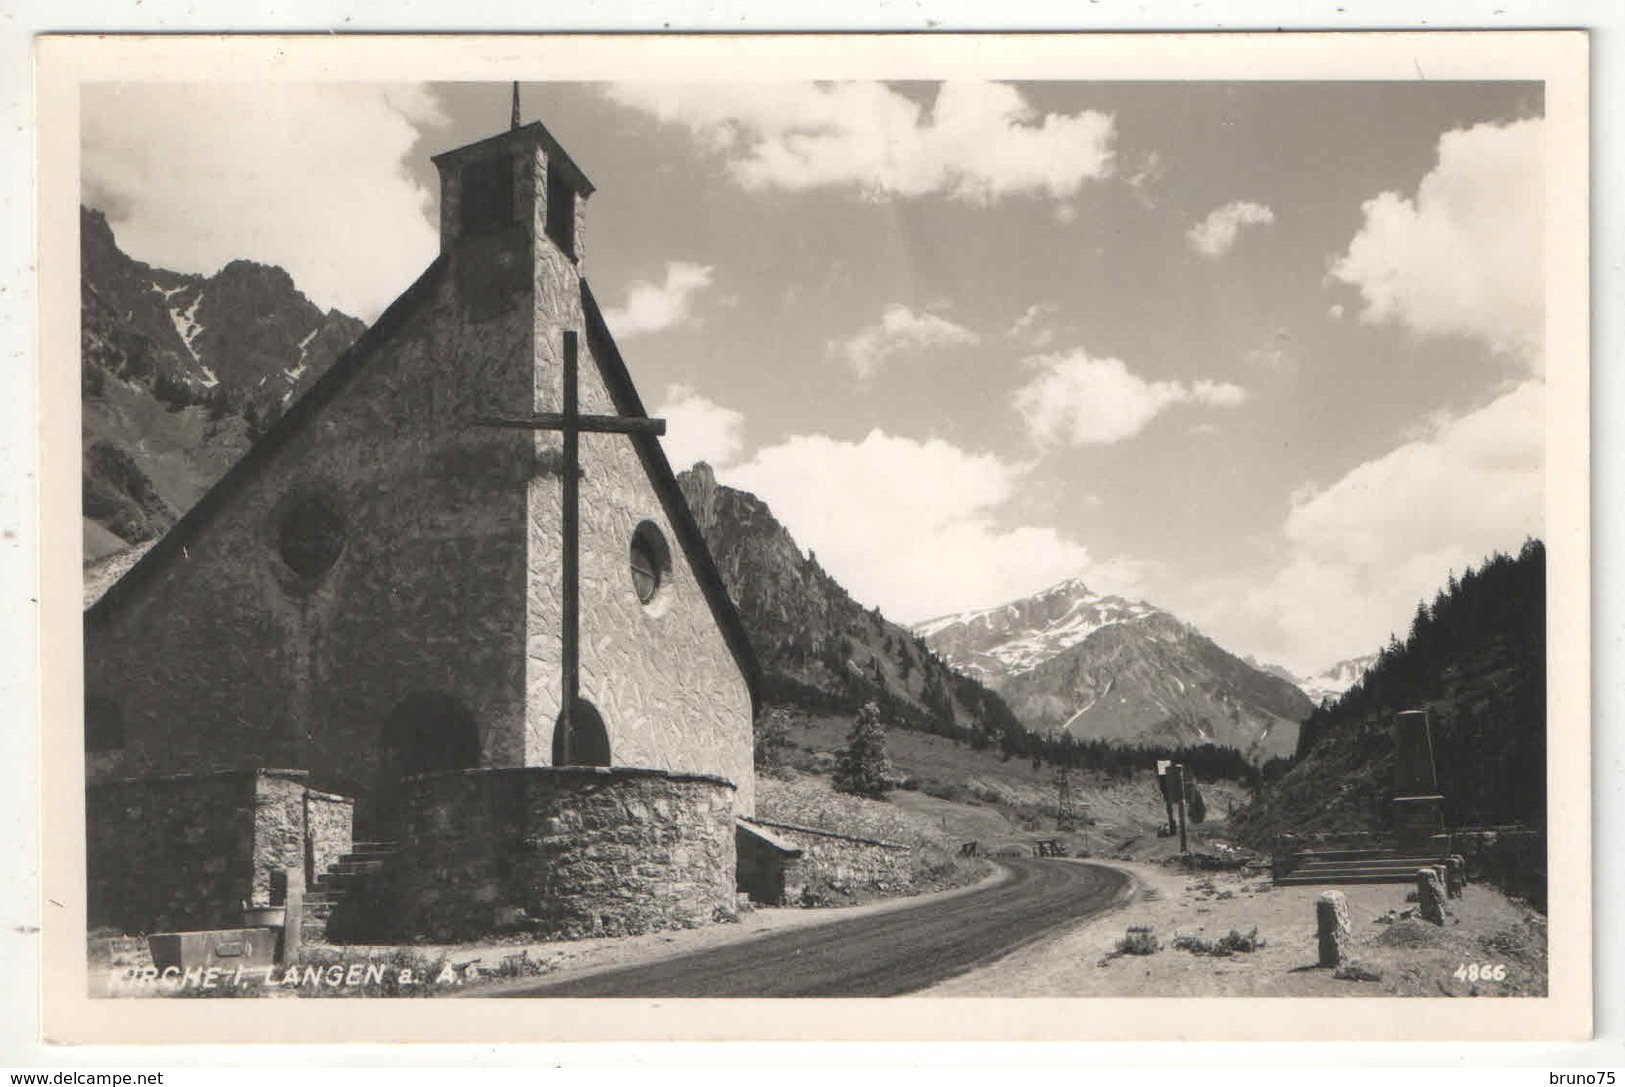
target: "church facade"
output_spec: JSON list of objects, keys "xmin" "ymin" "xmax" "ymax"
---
[{"xmin": 83, "ymin": 119, "xmax": 760, "ymax": 942}]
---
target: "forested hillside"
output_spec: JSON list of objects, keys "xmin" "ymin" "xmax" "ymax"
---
[{"xmin": 1233, "ymin": 539, "xmax": 1546, "ymax": 844}]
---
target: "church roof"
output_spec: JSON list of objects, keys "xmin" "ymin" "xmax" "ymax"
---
[
  {"xmin": 430, "ymin": 121, "xmax": 596, "ymax": 197},
  {"xmin": 85, "ymin": 261, "xmax": 763, "ymax": 710}
]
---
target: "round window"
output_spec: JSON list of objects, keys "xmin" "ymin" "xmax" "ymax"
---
[
  {"xmin": 629, "ymin": 521, "xmax": 671, "ymax": 606},
  {"xmin": 278, "ymin": 495, "xmax": 346, "ymax": 578}
]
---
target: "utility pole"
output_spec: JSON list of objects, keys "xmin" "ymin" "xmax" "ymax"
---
[{"xmin": 1174, "ymin": 763, "xmax": 1189, "ymax": 854}]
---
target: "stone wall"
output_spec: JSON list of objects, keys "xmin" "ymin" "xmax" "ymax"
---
[
  {"xmin": 250, "ymin": 773, "xmax": 310, "ymax": 906},
  {"xmin": 87, "ymin": 769, "xmax": 353, "ymax": 934},
  {"xmin": 304, "ymin": 790, "xmax": 355, "ymax": 882},
  {"xmin": 739, "ymin": 817, "xmax": 914, "ymax": 905},
  {"xmin": 390, "ymin": 767, "xmax": 736, "ymax": 942}
]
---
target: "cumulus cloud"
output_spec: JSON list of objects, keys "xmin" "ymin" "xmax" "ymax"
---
[
  {"xmin": 602, "ymin": 81, "xmax": 1115, "ymax": 203},
  {"xmin": 1186, "ymin": 381, "xmax": 1544, "ymax": 674},
  {"xmin": 1012, "ymin": 350, "xmax": 1249, "ymax": 446},
  {"xmin": 722, "ymin": 430, "xmax": 1136, "ymax": 623},
  {"xmin": 651, "ymin": 384, "xmax": 745, "ymax": 471},
  {"xmin": 1187, "ymin": 200, "xmax": 1276, "ymax": 257},
  {"xmin": 82, "ymin": 83, "xmax": 445, "ymax": 321},
  {"xmin": 1330, "ymin": 118, "xmax": 1543, "ymax": 368},
  {"xmin": 602, "ymin": 262, "xmax": 716, "ymax": 339},
  {"xmin": 831, "ymin": 304, "xmax": 978, "ymax": 378}
]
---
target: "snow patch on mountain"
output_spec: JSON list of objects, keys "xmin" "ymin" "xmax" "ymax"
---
[
  {"xmin": 1297, "ymin": 654, "xmax": 1379, "ymax": 707},
  {"xmin": 913, "ymin": 576, "xmax": 1161, "ymax": 682},
  {"xmin": 169, "ymin": 293, "xmax": 205, "ymax": 361},
  {"xmin": 286, "ymin": 328, "xmax": 318, "ymax": 384}
]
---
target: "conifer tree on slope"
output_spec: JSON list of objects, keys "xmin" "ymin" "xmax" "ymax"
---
[{"xmin": 834, "ymin": 701, "xmax": 893, "ymax": 799}]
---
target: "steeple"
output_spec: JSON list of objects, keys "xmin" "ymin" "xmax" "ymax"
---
[
  {"xmin": 511, "ymin": 81, "xmax": 521, "ymax": 131},
  {"xmin": 428, "ymin": 119, "xmax": 595, "ymax": 260}
]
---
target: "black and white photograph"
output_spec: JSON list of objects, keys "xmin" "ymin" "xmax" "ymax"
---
[{"xmin": 31, "ymin": 31, "xmax": 1590, "ymax": 1044}]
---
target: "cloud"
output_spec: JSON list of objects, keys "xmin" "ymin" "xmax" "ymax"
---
[
  {"xmin": 1012, "ymin": 350, "xmax": 1249, "ymax": 446},
  {"xmin": 831, "ymin": 304, "xmax": 978, "ymax": 378},
  {"xmin": 602, "ymin": 262, "xmax": 716, "ymax": 339},
  {"xmin": 1328, "ymin": 303, "xmax": 1346, "ymax": 320},
  {"xmin": 1244, "ymin": 347, "xmax": 1289, "ymax": 373},
  {"xmin": 1008, "ymin": 302, "xmax": 1058, "ymax": 347},
  {"xmin": 721, "ymin": 430, "xmax": 1138, "ymax": 623},
  {"xmin": 82, "ymin": 83, "xmax": 446, "ymax": 321},
  {"xmin": 1329, "ymin": 118, "xmax": 1543, "ymax": 368},
  {"xmin": 1187, "ymin": 200, "xmax": 1276, "ymax": 257},
  {"xmin": 651, "ymin": 384, "xmax": 745, "ymax": 471},
  {"xmin": 1184, "ymin": 381, "xmax": 1543, "ymax": 674},
  {"xmin": 602, "ymin": 81, "xmax": 1115, "ymax": 203}
]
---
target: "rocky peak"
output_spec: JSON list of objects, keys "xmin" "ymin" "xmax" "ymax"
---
[{"xmin": 676, "ymin": 461, "xmax": 719, "ymax": 531}]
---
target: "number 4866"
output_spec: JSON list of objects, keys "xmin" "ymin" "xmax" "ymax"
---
[{"xmin": 1453, "ymin": 962, "xmax": 1507, "ymax": 982}]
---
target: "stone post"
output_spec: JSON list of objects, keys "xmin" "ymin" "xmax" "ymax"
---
[
  {"xmin": 271, "ymin": 866, "xmax": 303, "ymax": 966},
  {"xmin": 1446, "ymin": 855, "xmax": 1467, "ymax": 898},
  {"xmin": 1417, "ymin": 866, "xmax": 1447, "ymax": 924},
  {"xmin": 1316, "ymin": 889, "xmax": 1352, "ymax": 966}
]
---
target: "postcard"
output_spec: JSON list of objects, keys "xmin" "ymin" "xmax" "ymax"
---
[{"xmin": 34, "ymin": 30, "xmax": 1590, "ymax": 1044}]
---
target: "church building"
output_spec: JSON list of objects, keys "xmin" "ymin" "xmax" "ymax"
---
[{"xmin": 83, "ymin": 113, "xmax": 761, "ymax": 943}]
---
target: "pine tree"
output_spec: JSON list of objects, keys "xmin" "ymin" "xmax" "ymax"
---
[
  {"xmin": 754, "ymin": 707, "xmax": 795, "ymax": 778},
  {"xmin": 833, "ymin": 701, "xmax": 892, "ymax": 798}
]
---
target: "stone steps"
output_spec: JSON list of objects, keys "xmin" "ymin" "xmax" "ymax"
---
[
  {"xmin": 1276, "ymin": 872, "xmax": 1429, "ymax": 887},
  {"xmin": 300, "ymin": 845, "xmax": 398, "ymax": 944},
  {"xmin": 1277, "ymin": 853, "xmax": 1449, "ymax": 887},
  {"xmin": 1294, "ymin": 848, "xmax": 1425, "ymax": 863}
]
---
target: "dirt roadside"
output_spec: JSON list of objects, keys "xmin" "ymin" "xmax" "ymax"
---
[{"xmin": 924, "ymin": 858, "xmax": 1548, "ymax": 998}]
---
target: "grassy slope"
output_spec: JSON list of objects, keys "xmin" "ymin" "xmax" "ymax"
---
[
  {"xmin": 85, "ymin": 377, "xmax": 252, "ymax": 517},
  {"xmin": 777, "ymin": 711, "xmax": 1251, "ymax": 862}
]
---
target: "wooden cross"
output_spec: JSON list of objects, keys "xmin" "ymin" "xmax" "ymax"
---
[{"xmin": 475, "ymin": 330, "xmax": 666, "ymax": 764}]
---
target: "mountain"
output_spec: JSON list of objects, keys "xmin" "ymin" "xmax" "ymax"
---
[
  {"xmin": 913, "ymin": 577, "xmax": 1160, "ymax": 685},
  {"xmin": 1232, "ymin": 540, "xmax": 1546, "ymax": 871},
  {"xmin": 1241, "ymin": 655, "xmax": 1303, "ymax": 688},
  {"xmin": 1294, "ymin": 654, "xmax": 1380, "ymax": 707},
  {"xmin": 81, "ymin": 206, "xmax": 365, "ymax": 557},
  {"xmin": 916, "ymin": 578, "xmax": 1314, "ymax": 760},
  {"xmin": 676, "ymin": 463, "xmax": 1024, "ymax": 745}
]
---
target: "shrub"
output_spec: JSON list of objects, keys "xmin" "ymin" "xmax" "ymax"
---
[
  {"xmin": 1115, "ymin": 926, "xmax": 1161, "ymax": 956},
  {"xmin": 754, "ymin": 707, "xmax": 796, "ymax": 778},
  {"xmin": 1172, "ymin": 927, "xmax": 1263, "ymax": 957}
]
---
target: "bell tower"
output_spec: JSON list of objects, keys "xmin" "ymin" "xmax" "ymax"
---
[{"xmin": 430, "ymin": 119, "xmax": 594, "ymax": 266}]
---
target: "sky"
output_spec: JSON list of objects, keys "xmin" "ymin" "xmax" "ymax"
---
[{"xmin": 80, "ymin": 78, "xmax": 1548, "ymax": 677}]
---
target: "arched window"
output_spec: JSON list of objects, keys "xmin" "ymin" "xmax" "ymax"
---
[
  {"xmin": 380, "ymin": 692, "xmax": 482, "ymax": 779},
  {"xmin": 461, "ymin": 155, "xmax": 514, "ymax": 237},
  {"xmin": 368, "ymin": 692, "xmax": 482, "ymax": 838},
  {"xmin": 552, "ymin": 698, "xmax": 611, "ymax": 767},
  {"xmin": 544, "ymin": 161, "xmax": 577, "ymax": 259}
]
